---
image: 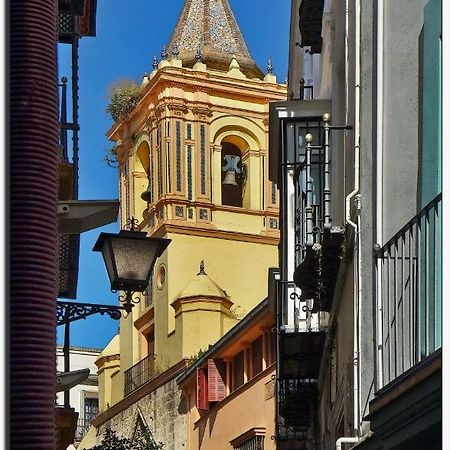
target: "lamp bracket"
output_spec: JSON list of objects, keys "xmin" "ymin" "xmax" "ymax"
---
[{"xmin": 57, "ymin": 300, "xmax": 125, "ymax": 325}]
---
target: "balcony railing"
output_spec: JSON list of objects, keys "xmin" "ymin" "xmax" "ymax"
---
[
  {"xmin": 375, "ymin": 193, "xmax": 442, "ymax": 391},
  {"xmin": 124, "ymin": 354, "xmax": 156, "ymax": 396},
  {"xmin": 75, "ymin": 418, "xmax": 91, "ymax": 441}
]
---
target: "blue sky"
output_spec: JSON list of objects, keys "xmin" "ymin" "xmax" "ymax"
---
[{"xmin": 57, "ymin": 0, "xmax": 291, "ymax": 350}]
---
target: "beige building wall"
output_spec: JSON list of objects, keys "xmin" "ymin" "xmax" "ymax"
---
[{"xmin": 184, "ymin": 367, "xmax": 276, "ymax": 450}]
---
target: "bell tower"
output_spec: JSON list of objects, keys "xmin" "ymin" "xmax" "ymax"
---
[{"xmin": 107, "ymin": 0, "xmax": 286, "ymax": 375}]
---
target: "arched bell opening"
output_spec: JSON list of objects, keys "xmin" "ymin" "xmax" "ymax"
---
[
  {"xmin": 135, "ymin": 141, "xmax": 152, "ymax": 204},
  {"xmin": 221, "ymin": 141, "xmax": 246, "ymax": 207}
]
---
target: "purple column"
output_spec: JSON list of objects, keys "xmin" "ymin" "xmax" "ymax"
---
[{"xmin": 10, "ymin": 0, "xmax": 59, "ymax": 448}]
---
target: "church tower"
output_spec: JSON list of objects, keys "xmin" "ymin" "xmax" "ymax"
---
[{"xmin": 102, "ymin": 0, "xmax": 286, "ymax": 410}]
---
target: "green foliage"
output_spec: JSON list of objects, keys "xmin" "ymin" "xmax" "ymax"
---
[
  {"xmin": 87, "ymin": 428, "xmax": 164, "ymax": 450},
  {"xmin": 186, "ymin": 347, "xmax": 209, "ymax": 366},
  {"xmin": 106, "ymin": 80, "xmax": 141, "ymax": 122}
]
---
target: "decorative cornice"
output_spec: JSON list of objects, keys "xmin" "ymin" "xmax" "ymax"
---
[
  {"xmin": 95, "ymin": 353, "xmax": 120, "ymax": 369},
  {"xmin": 155, "ymin": 223, "xmax": 279, "ymax": 246},
  {"xmin": 171, "ymin": 295, "xmax": 234, "ymax": 313}
]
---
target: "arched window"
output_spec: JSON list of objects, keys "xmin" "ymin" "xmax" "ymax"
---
[{"xmin": 221, "ymin": 142, "xmax": 245, "ymax": 207}]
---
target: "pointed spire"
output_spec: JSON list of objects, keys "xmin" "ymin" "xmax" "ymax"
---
[{"xmin": 167, "ymin": 0, "xmax": 263, "ymax": 79}]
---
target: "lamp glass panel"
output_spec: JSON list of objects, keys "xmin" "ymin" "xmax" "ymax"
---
[
  {"xmin": 110, "ymin": 236, "xmax": 160, "ymax": 284},
  {"xmin": 100, "ymin": 239, "xmax": 116, "ymax": 288}
]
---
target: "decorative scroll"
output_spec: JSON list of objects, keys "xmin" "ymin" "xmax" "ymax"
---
[{"xmin": 57, "ymin": 300, "xmax": 124, "ymax": 326}]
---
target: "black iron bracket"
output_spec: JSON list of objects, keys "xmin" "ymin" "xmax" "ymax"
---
[{"xmin": 57, "ymin": 300, "xmax": 125, "ymax": 326}]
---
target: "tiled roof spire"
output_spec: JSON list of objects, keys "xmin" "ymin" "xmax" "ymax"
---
[{"xmin": 167, "ymin": 0, "xmax": 263, "ymax": 79}]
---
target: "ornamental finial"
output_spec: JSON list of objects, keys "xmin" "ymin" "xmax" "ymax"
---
[
  {"xmin": 161, "ymin": 45, "xmax": 168, "ymax": 60},
  {"xmin": 152, "ymin": 55, "xmax": 159, "ymax": 69},
  {"xmin": 198, "ymin": 260, "xmax": 206, "ymax": 275},
  {"xmin": 172, "ymin": 43, "xmax": 179, "ymax": 59},
  {"xmin": 267, "ymin": 57, "xmax": 273, "ymax": 74},
  {"xmin": 195, "ymin": 46, "xmax": 202, "ymax": 62}
]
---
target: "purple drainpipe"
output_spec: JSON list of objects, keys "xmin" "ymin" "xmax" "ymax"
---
[{"xmin": 10, "ymin": 0, "xmax": 59, "ymax": 448}]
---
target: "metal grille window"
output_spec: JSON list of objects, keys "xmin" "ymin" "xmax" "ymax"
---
[{"xmin": 233, "ymin": 436, "xmax": 264, "ymax": 450}]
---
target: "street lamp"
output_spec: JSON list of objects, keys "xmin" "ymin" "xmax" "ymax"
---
[{"xmin": 93, "ymin": 218, "xmax": 170, "ymax": 313}]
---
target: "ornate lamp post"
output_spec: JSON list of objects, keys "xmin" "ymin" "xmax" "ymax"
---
[
  {"xmin": 93, "ymin": 218, "xmax": 171, "ymax": 313},
  {"xmin": 56, "ymin": 218, "xmax": 170, "ymax": 416}
]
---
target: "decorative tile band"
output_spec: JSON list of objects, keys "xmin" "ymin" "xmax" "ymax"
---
[
  {"xmin": 166, "ymin": 141, "xmax": 171, "ymax": 193},
  {"xmin": 199, "ymin": 208, "xmax": 208, "ymax": 220},
  {"xmin": 269, "ymin": 218, "xmax": 278, "ymax": 229},
  {"xmin": 187, "ymin": 144, "xmax": 193, "ymax": 201},
  {"xmin": 149, "ymin": 133, "xmax": 154, "ymax": 204},
  {"xmin": 157, "ymin": 125, "xmax": 163, "ymax": 197},
  {"xmin": 176, "ymin": 121, "xmax": 182, "ymax": 191},
  {"xmin": 271, "ymin": 182, "xmax": 277, "ymax": 205},
  {"xmin": 175, "ymin": 205, "xmax": 184, "ymax": 218},
  {"xmin": 200, "ymin": 125, "xmax": 206, "ymax": 195}
]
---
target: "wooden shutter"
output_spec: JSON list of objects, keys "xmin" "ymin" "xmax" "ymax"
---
[
  {"xmin": 196, "ymin": 367, "xmax": 209, "ymax": 410},
  {"xmin": 207, "ymin": 359, "xmax": 226, "ymax": 402}
]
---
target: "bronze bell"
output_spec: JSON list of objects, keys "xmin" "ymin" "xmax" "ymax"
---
[
  {"xmin": 222, "ymin": 170, "xmax": 238, "ymax": 186},
  {"xmin": 141, "ymin": 179, "xmax": 152, "ymax": 202}
]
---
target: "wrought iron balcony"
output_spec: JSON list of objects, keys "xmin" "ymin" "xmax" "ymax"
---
[
  {"xmin": 124, "ymin": 354, "xmax": 156, "ymax": 396},
  {"xmin": 375, "ymin": 193, "xmax": 442, "ymax": 391},
  {"xmin": 291, "ymin": 117, "xmax": 345, "ymax": 312}
]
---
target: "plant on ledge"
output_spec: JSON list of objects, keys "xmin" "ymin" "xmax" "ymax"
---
[
  {"xmin": 87, "ymin": 428, "xmax": 164, "ymax": 450},
  {"xmin": 106, "ymin": 79, "xmax": 141, "ymax": 122}
]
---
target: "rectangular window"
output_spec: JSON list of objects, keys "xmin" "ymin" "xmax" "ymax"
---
[
  {"xmin": 233, "ymin": 351, "xmax": 244, "ymax": 390},
  {"xmin": 252, "ymin": 337, "xmax": 263, "ymax": 377},
  {"xmin": 187, "ymin": 123, "xmax": 193, "ymax": 140}
]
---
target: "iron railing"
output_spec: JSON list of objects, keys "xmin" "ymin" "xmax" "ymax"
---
[
  {"xmin": 75, "ymin": 418, "xmax": 91, "ymax": 440},
  {"xmin": 124, "ymin": 354, "xmax": 156, "ymax": 396},
  {"xmin": 375, "ymin": 193, "xmax": 442, "ymax": 391}
]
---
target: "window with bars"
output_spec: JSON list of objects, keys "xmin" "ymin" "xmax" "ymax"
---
[
  {"xmin": 232, "ymin": 435, "xmax": 264, "ymax": 450},
  {"xmin": 83, "ymin": 397, "xmax": 98, "ymax": 425}
]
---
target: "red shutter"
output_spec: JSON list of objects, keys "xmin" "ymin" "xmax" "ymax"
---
[
  {"xmin": 207, "ymin": 359, "xmax": 226, "ymax": 402},
  {"xmin": 196, "ymin": 367, "xmax": 209, "ymax": 410}
]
